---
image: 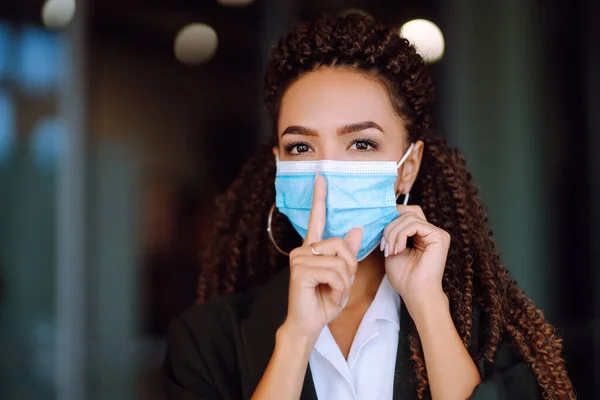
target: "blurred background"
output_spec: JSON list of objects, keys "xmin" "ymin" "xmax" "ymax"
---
[{"xmin": 0, "ymin": 0, "xmax": 597, "ymax": 399}]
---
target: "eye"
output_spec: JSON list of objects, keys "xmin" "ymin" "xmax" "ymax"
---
[
  {"xmin": 349, "ymin": 138, "xmax": 378, "ymax": 151},
  {"xmin": 284, "ymin": 141, "xmax": 313, "ymax": 155}
]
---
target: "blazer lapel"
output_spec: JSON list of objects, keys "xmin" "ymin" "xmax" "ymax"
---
[
  {"xmin": 240, "ymin": 268, "xmax": 318, "ymax": 400},
  {"xmin": 300, "ymin": 366, "xmax": 318, "ymax": 400},
  {"xmin": 393, "ymin": 301, "xmax": 418, "ymax": 399}
]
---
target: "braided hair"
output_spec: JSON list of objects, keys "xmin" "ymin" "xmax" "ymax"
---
[{"xmin": 198, "ymin": 14, "xmax": 574, "ymax": 399}]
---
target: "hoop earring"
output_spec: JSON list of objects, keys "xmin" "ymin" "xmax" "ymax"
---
[{"xmin": 267, "ymin": 203, "xmax": 289, "ymax": 256}]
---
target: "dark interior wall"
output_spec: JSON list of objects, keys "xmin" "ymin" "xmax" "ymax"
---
[
  {"xmin": 85, "ymin": 0, "xmax": 269, "ymax": 336},
  {"xmin": 548, "ymin": 0, "xmax": 599, "ymax": 396},
  {"xmin": 437, "ymin": 0, "xmax": 598, "ymax": 396}
]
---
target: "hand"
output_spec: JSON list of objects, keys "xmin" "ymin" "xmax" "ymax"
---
[
  {"xmin": 282, "ymin": 174, "xmax": 363, "ymax": 342},
  {"xmin": 381, "ymin": 205, "xmax": 450, "ymax": 316}
]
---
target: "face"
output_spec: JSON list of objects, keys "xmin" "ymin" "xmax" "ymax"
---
[{"xmin": 275, "ymin": 67, "xmax": 424, "ymax": 196}]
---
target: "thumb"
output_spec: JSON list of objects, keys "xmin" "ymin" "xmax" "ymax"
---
[{"xmin": 344, "ymin": 227, "xmax": 363, "ymax": 257}]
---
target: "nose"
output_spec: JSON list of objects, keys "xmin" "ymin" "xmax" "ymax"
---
[{"xmin": 317, "ymin": 138, "xmax": 343, "ymax": 161}]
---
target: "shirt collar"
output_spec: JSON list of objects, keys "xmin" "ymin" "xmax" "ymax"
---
[
  {"xmin": 311, "ymin": 274, "xmax": 401, "ymax": 372},
  {"xmin": 313, "ymin": 274, "xmax": 401, "ymax": 353},
  {"xmin": 367, "ymin": 274, "xmax": 400, "ymax": 330}
]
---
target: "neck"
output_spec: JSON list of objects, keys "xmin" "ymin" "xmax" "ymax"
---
[{"xmin": 345, "ymin": 248, "xmax": 386, "ymax": 309}]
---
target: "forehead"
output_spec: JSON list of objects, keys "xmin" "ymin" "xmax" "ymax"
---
[{"xmin": 277, "ymin": 68, "xmax": 399, "ymax": 132}]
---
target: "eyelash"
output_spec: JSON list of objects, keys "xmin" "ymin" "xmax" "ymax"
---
[
  {"xmin": 283, "ymin": 138, "xmax": 379, "ymax": 155},
  {"xmin": 283, "ymin": 141, "xmax": 311, "ymax": 154},
  {"xmin": 350, "ymin": 138, "xmax": 379, "ymax": 151}
]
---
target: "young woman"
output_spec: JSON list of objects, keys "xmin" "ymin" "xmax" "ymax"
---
[{"xmin": 162, "ymin": 14, "xmax": 574, "ymax": 399}]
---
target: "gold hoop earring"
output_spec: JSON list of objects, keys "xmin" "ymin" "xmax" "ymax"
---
[{"xmin": 267, "ymin": 203, "xmax": 289, "ymax": 256}]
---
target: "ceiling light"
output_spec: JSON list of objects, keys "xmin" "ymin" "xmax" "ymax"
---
[
  {"xmin": 399, "ymin": 19, "xmax": 445, "ymax": 63},
  {"xmin": 41, "ymin": 0, "xmax": 76, "ymax": 30},
  {"xmin": 174, "ymin": 23, "xmax": 218, "ymax": 66}
]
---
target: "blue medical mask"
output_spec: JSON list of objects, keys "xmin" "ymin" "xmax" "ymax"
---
[{"xmin": 275, "ymin": 143, "xmax": 414, "ymax": 261}]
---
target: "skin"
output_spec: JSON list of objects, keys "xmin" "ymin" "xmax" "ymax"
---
[{"xmin": 252, "ymin": 68, "xmax": 481, "ymax": 399}]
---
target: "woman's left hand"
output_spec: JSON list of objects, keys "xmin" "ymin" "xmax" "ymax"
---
[{"xmin": 382, "ymin": 205, "xmax": 450, "ymax": 316}]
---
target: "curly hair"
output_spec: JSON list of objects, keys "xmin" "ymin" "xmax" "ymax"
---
[{"xmin": 198, "ymin": 14, "xmax": 574, "ymax": 399}]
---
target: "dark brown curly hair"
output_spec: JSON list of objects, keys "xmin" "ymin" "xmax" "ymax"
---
[{"xmin": 198, "ymin": 14, "xmax": 574, "ymax": 399}]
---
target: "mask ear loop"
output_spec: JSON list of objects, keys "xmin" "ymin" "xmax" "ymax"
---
[
  {"xmin": 396, "ymin": 142, "xmax": 415, "ymax": 168},
  {"xmin": 396, "ymin": 143, "xmax": 415, "ymax": 206},
  {"xmin": 402, "ymin": 192, "xmax": 410, "ymax": 206}
]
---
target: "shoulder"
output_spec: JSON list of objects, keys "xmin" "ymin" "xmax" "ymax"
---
[
  {"xmin": 169, "ymin": 267, "xmax": 290, "ymax": 349},
  {"xmin": 466, "ymin": 308, "xmax": 531, "ymax": 378},
  {"xmin": 470, "ymin": 308, "xmax": 538, "ymax": 379},
  {"xmin": 162, "ymin": 294, "xmax": 249, "ymax": 398},
  {"xmin": 467, "ymin": 309, "xmax": 543, "ymax": 398},
  {"xmin": 162, "ymin": 269, "xmax": 290, "ymax": 398},
  {"xmin": 174, "ymin": 291, "xmax": 250, "ymax": 338},
  {"xmin": 164, "ymin": 292, "xmax": 251, "ymax": 382}
]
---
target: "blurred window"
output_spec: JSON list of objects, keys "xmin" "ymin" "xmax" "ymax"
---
[
  {"xmin": 0, "ymin": 90, "xmax": 15, "ymax": 164},
  {"xmin": 17, "ymin": 25, "xmax": 63, "ymax": 93}
]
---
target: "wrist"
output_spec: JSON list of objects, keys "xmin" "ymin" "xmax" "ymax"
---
[
  {"xmin": 276, "ymin": 322, "xmax": 318, "ymax": 358},
  {"xmin": 405, "ymin": 289, "xmax": 450, "ymax": 330}
]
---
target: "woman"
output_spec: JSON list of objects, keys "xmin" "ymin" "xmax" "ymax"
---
[{"xmin": 162, "ymin": 14, "xmax": 574, "ymax": 399}]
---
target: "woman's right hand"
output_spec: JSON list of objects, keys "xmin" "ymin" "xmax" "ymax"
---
[{"xmin": 281, "ymin": 174, "xmax": 363, "ymax": 341}]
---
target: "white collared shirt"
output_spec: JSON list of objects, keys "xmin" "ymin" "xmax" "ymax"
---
[{"xmin": 309, "ymin": 275, "xmax": 400, "ymax": 400}]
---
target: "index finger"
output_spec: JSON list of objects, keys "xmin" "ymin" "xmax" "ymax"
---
[{"xmin": 304, "ymin": 174, "xmax": 326, "ymax": 245}]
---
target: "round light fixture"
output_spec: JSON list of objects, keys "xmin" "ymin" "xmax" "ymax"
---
[
  {"xmin": 41, "ymin": 0, "xmax": 76, "ymax": 30},
  {"xmin": 174, "ymin": 23, "xmax": 218, "ymax": 65},
  {"xmin": 399, "ymin": 19, "xmax": 445, "ymax": 63}
]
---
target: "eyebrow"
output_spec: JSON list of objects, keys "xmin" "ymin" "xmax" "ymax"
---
[
  {"xmin": 338, "ymin": 121, "xmax": 384, "ymax": 135},
  {"xmin": 281, "ymin": 121, "xmax": 384, "ymax": 137},
  {"xmin": 281, "ymin": 125, "xmax": 318, "ymax": 137}
]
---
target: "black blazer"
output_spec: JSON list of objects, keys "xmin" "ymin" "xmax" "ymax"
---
[{"xmin": 162, "ymin": 268, "xmax": 541, "ymax": 399}]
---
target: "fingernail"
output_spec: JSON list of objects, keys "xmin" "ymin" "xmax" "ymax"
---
[
  {"xmin": 395, "ymin": 243, "xmax": 399, "ymax": 255},
  {"xmin": 350, "ymin": 275, "xmax": 355, "ymax": 285},
  {"xmin": 384, "ymin": 243, "xmax": 389, "ymax": 257},
  {"xmin": 380, "ymin": 237, "xmax": 386, "ymax": 251}
]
